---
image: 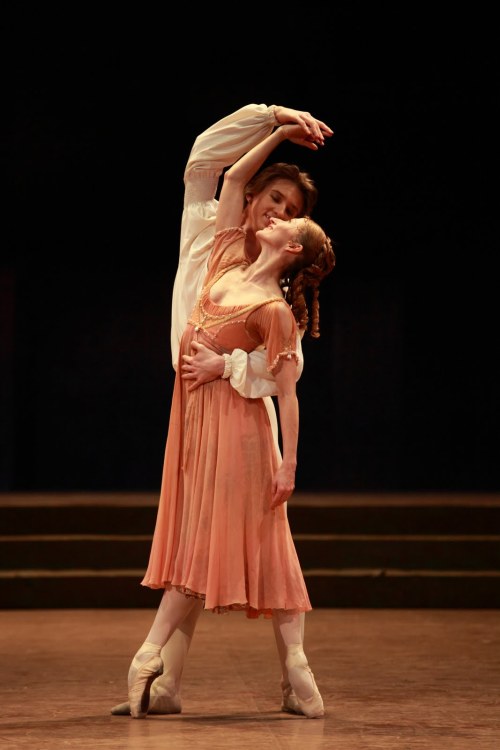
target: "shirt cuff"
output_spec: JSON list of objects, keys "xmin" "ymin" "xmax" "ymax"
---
[{"xmin": 222, "ymin": 353, "xmax": 232, "ymax": 379}]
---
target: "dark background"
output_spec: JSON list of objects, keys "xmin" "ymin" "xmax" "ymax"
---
[{"xmin": 1, "ymin": 11, "xmax": 497, "ymax": 493}]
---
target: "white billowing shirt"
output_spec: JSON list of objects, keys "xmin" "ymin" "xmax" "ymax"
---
[{"xmin": 170, "ymin": 103, "xmax": 305, "ymax": 405}]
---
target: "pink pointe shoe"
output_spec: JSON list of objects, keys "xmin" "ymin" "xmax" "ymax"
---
[
  {"xmin": 281, "ymin": 684, "xmax": 303, "ymax": 714},
  {"xmin": 127, "ymin": 650, "xmax": 164, "ymax": 719},
  {"xmin": 285, "ymin": 645, "xmax": 324, "ymax": 719},
  {"xmin": 111, "ymin": 678, "xmax": 182, "ymax": 715}
]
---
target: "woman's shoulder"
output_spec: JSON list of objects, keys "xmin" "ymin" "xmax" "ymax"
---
[
  {"xmin": 208, "ymin": 226, "xmax": 247, "ymax": 275},
  {"xmin": 254, "ymin": 297, "xmax": 296, "ymax": 330},
  {"xmin": 213, "ymin": 226, "xmax": 246, "ymax": 243},
  {"xmin": 212, "ymin": 225, "xmax": 247, "ymax": 261},
  {"xmin": 265, "ymin": 297, "xmax": 295, "ymax": 320}
]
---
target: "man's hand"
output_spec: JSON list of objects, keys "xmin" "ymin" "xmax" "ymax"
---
[
  {"xmin": 280, "ymin": 123, "xmax": 331, "ymax": 152},
  {"xmin": 274, "ymin": 106, "xmax": 333, "ymax": 147},
  {"xmin": 181, "ymin": 340, "xmax": 225, "ymax": 391}
]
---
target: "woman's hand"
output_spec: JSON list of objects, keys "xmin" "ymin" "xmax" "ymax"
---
[
  {"xmin": 279, "ymin": 122, "xmax": 332, "ymax": 151},
  {"xmin": 181, "ymin": 340, "xmax": 225, "ymax": 391},
  {"xmin": 271, "ymin": 461, "xmax": 296, "ymax": 509},
  {"xmin": 274, "ymin": 106, "xmax": 333, "ymax": 147}
]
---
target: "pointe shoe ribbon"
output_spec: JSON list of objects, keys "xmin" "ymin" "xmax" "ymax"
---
[{"xmin": 128, "ymin": 653, "xmax": 163, "ymax": 719}]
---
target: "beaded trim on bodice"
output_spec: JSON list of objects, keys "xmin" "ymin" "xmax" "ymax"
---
[{"xmin": 188, "ymin": 262, "xmax": 285, "ymax": 336}]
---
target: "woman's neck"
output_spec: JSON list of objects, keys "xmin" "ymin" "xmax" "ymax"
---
[
  {"xmin": 243, "ymin": 250, "xmax": 285, "ymax": 293},
  {"xmin": 243, "ymin": 231, "xmax": 260, "ymax": 263}
]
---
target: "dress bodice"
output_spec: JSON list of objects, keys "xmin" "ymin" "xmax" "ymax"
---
[{"xmin": 186, "ymin": 227, "xmax": 299, "ymax": 372}]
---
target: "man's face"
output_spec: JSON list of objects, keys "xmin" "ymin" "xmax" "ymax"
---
[{"xmin": 248, "ymin": 179, "xmax": 304, "ymax": 232}]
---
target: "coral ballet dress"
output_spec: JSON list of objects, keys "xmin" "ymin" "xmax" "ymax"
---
[{"xmin": 141, "ymin": 227, "xmax": 312, "ymax": 618}]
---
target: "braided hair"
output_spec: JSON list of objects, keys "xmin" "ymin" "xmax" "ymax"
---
[{"xmin": 280, "ymin": 218, "xmax": 336, "ymax": 338}]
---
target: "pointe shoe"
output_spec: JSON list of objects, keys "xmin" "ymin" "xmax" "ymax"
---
[
  {"xmin": 110, "ymin": 701, "xmax": 130, "ymax": 716},
  {"xmin": 111, "ymin": 677, "xmax": 182, "ymax": 716},
  {"xmin": 281, "ymin": 684, "xmax": 303, "ymax": 715},
  {"xmin": 149, "ymin": 681, "xmax": 182, "ymax": 714},
  {"xmin": 128, "ymin": 652, "xmax": 163, "ymax": 719},
  {"xmin": 285, "ymin": 646, "xmax": 324, "ymax": 719}
]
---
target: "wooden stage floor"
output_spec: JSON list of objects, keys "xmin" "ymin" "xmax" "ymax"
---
[{"xmin": 1, "ymin": 608, "xmax": 499, "ymax": 749}]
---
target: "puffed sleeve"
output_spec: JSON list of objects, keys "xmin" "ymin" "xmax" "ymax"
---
[
  {"xmin": 247, "ymin": 300, "xmax": 300, "ymax": 375},
  {"xmin": 228, "ymin": 331, "xmax": 304, "ymax": 397},
  {"xmin": 265, "ymin": 304, "xmax": 300, "ymax": 374}
]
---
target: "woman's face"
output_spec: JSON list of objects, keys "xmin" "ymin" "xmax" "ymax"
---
[
  {"xmin": 256, "ymin": 217, "xmax": 304, "ymax": 249},
  {"xmin": 246, "ymin": 179, "xmax": 304, "ymax": 233}
]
